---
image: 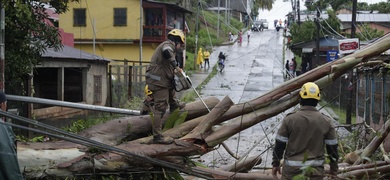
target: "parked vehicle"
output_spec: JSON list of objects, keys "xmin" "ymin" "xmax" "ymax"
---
[
  {"xmin": 251, "ymin": 20, "xmax": 264, "ymax": 31},
  {"xmin": 259, "ymin": 19, "xmax": 268, "ymax": 29},
  {"xmin": 252, "ymin": 19, "xmax": 268, "ymax": 31}
]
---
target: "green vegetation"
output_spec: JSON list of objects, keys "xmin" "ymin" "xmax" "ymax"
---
[
  {"xmin": 319, "ymin": 101, "xmax": 356, "ymax": 125},
  {"xmin": 4, "ymin": 0, "xmax": 79, "ymax": 95}
]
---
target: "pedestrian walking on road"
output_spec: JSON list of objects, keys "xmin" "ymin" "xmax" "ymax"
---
[
  {"xmin": 247, "ymin": 30, "xmax": 251, "ymax": 42},
  {"xmin": 272, "ymin": 82, "xmax": 339, "ymax": 179},
  {"xmin": 228, "ymin": 31, "xmax": 233, "ymax": 42},
  {"xmin": 238, "ymin": 30, "xmax": 243, "ymax": 44},
  {"xmin": 203, "ymin": 49, "xmax": 210, "ymax": 69},
  {"xmin": 197, "ymin": 47, "xmax": 204, "ymax": 69},
  {"xmin": 292, "ymin": 58, "xmax": 297, "ymax": 76},
  {"xmin": 301, "ymin": 59, "xmax": 309, "ymax": 74},
  {"xmin": 288, "ymin": 59, "xmax": 295, "ymax": 78},
  {"xmin": 218, "ymin": 52, "xmax": 226, "ymax": 72},
  {"xmin": 141, "ymin": 29, "xmax": 186, "ymax": 144},
  {"xmin": 285, "ymin": 60, "xmax": 290, "ymax": 80}
]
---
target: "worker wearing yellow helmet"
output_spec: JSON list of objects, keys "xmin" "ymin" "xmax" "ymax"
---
[
  {"xmin": 272, "ymin": 82, "xmax": 339, "ymax": 179},
  {"xmin": 141, "ymin": 29, "xmax": 186, "ymax": 144}
]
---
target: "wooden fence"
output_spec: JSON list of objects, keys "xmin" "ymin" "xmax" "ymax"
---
[{"xmin": 108, "ymin": 60, "xmax": 149, "ymax": 108}]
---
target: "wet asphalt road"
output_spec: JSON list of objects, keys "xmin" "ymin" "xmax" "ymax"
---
[
  {"xmin": 190, "ymin": 28, "xmax": 296, "ymax": 170},
  {"xmin": 200, "ymin": 29, "xmax": 287, "ymax": 103}
]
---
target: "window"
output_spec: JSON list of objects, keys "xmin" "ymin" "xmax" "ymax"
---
[
  {"xmin": 73, "ymin": 8, "xmax": 86, "ymax": 26},
  {"xmin": 114, "ymin": 8, "xmax": 127, "ymax": 26}
]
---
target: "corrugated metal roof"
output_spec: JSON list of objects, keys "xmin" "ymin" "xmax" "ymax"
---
[
  {"xmin": 337, "ymin": 14, "xmax": 390, "ymax": 22},
  {"xmin": 207, "ymin": 7, "xmax": 231, "ymax": 11},
  {"xmin": 42, "ymin": 45, "xmax": 111, "ymax": 62},
  {"xmin": 145, "ymin": 0, "xmax": 193, "ymax": 13},
  {"xmin": 291, "ymin": 36, "xmax": 344, "ymax": 49}
]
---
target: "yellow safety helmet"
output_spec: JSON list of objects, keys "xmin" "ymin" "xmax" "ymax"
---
[
  {"xmin": 299, "ymin": 82, "xmax": 320, "ymax": 100},
  {"xmin": 168, "ymin": 29, "xmax": 185, "ymax": 44},
  {"xmin": 144, "ymin": 85, "xmax": 153, "ymax": 96}
]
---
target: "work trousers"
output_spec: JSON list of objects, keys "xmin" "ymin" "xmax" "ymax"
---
[
  {"xmin": 282, "ymin": 165, "xmax": 324, "ymax": 180},
  {"xmin": 145, "ymin": 84, "xmax": 178, "ymax": 136}
]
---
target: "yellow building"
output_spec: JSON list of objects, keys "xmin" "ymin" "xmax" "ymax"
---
[{"xmin": 59, "ymin": 0, "xmax": 191, "ymax": 64}]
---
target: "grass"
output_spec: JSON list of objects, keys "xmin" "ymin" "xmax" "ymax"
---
[
  {"xmin": 181, "ymin": 64, "xmax": 219, "ymax": 103},
  {"xmin": 319, "ymin": 101, "xmax": 356, "ymax": 124}
]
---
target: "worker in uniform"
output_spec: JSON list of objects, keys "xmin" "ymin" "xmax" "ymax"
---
[
  {"xmin": 0, "ymin": 91, "xmax": 24, "ymax": 179},
  {"xmin": 141, "ymin": 29, "xmax": 186, "ymax": 144},
  {"xmin": 272, "ymin": 82, "xmax": 339, "ymax": 179}
]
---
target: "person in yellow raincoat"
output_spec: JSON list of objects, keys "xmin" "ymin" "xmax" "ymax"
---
[
  {"xmin": 203, "ymin": 49, "xmax": 210, "ymax": 68},
  {"xmin": 196, "ymin": 47, "xmax": 204, "ymax": 68}
]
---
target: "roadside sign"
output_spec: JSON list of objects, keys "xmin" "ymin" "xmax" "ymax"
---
[
  {"xmin": 338, "ymin": 38, "xmax": 359, "ymax": 54},
  {"xmin": 327, "ymin": 50, "xmax": 339, "ymax": 62}
]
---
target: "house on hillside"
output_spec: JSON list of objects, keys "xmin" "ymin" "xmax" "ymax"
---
[
  {"xmin": 58, "ymin": 0, "xmax": 193, "ymax": 99},
  {"xmin": 209, "ymin": 0, "xmax": 254, "ymax": 24},
  {"xmin": 290, "ymin": 36, "xmax": 343, "ymax": 73},
  {"xmin": 32, "ymin": 45, "xmax": 111, "ymax": 120},
  {"xmin": 337, "ymin": 13, "xmax": 390, "ymax": 35},
  {"xmin": 291, "ymin": 9, "xmax": 390, "ymax": 36},
  {"xmin": 59, "ymin": 0, "xmax": 192, "ymax": 63},
  {"xmin": 9, "ymin": 6, "xmax": 110, "ymax": 122},
  {"xmin": 336, "ymin": 8, "xmax": 379, "ymax": 15}
]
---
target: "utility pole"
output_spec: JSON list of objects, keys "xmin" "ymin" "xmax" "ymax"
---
[
  {"xmin": 225, "ymin": 0, "xmax": 227, "ymax": 24},
  {"xmin": 217, "ymin": 0, "xmax": 220, "ymax": 39},
  {"xmin": 351, "ymin": 0, "xmax": 357, "ymax": 38},
  {"xmin": 194, "ymin": 0, "xmax": 200, "ymax": 70},
  {"xmin": 297, "ymin": 0, "xmax": 300, "ymax": 25},
  {"xmin": 346, "ymin": 0, "xmax": 357, "ymax": 124},
  {"xmin": 139, "ymin": 0, "xmax": 143, "ymax": 66},
  {"xmin": 315, "ymin": 7, "xmax": 320, "ymax": 63},
  {"xmin": 291, "ymin": 0, "xmax": 296, "ymax": 22},
  {"xmin": 0, "ymin": 3, "xmax": 4, "ymax": 91}
]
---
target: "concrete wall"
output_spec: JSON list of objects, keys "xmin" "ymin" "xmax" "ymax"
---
[
  {"xmin": 33, "ymin": 59, "xmax": 109, "ymax": 119},
  {"xmin": 74, "ymin": 43, "xmax": 158, "ymax": 63}
]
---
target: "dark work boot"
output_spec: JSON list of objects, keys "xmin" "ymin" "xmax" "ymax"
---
[
  {"xmin": 169, "ymin": 101, "xmax": 186, "ymax": 113},
  {"xmin": 152, "ymin": 134, "xmax": 174, "ymax": 144},
  {"xmin": 140, "ymin": 110, "xmax": 150, "ymax": 115}
]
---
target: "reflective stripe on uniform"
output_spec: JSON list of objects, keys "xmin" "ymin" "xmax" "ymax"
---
[
  {"xmin": 284, "ymin": 159, "xmax": 324, "ymax": 167},
  {"xmin": 146, "ymin": 73, "xmax": 161, "ymax": 81},
  {"xmin": 275, "ymin": 134, "xmax": 288, "ymax": 143},
  {"xmin": 162, "ymin": 46, "xmax": 173, "ymax": 52},
  {"xmin": 325, "ymin": 139, "xmax": 338, "ymax": 145}
]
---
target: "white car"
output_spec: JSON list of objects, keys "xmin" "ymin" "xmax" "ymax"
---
[
  {"xmin": 251, "ymin": 19, "xmax": 269, "ymax": 31},
  {"xmin": 259, "ymin": 19, "xmax": 268, "ymax": 29}
]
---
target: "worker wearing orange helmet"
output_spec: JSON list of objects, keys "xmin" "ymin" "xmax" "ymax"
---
[
  {"xmin": 141, "ymin": 29, "xmax": 186, "ymax": 144},
  {"xmin": 272, "ymin": 82, "xmax": 339, "ymax": 179}
]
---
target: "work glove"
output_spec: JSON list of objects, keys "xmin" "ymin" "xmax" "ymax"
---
[{"xmin": 175, "ymin": 66, "xmax": 182, "ymax": 73}]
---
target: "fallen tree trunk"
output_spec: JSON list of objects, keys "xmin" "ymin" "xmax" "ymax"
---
[
  {"xmin": 219, "ymin": 155, "xmax": 262, "ymax": 173},
  {"xmin": 338, "ymin": 162, "xmax": 390, "ymax": 179},
  {"xmin": 353, "ymin": 117, "xmax": 390, "ymax": 165},
  {"xmin": 15, "ymin": 34, "xmax": 390, "ymax": 178},
  {"xmin": 190, "ymin": 166, "xmax": 275, "ymax": 180},
  {"xmin": 183, "ymin": 96, "xmax": 234, "ymax": 140}
]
